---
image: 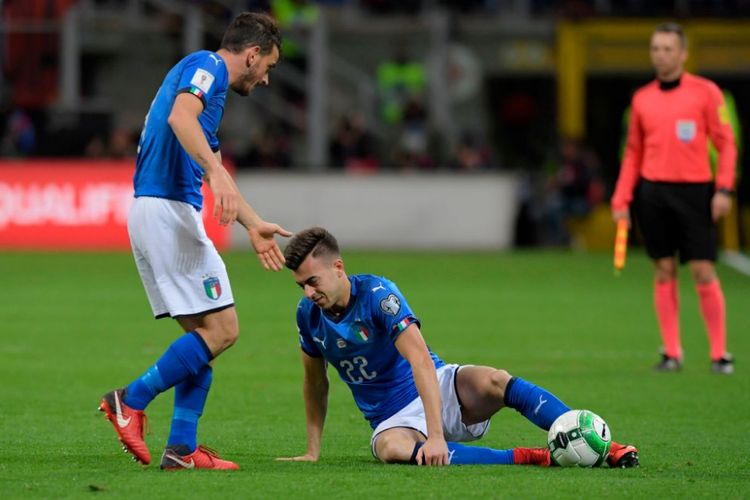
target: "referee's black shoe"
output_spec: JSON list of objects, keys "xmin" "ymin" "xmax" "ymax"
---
[
  {"xmin": 711, "ymin": 354, "xmax": 734, "ymax": 375},
  {"xmin": 653, "ymin": 352, "xmax": 682, "ymax": 372}
]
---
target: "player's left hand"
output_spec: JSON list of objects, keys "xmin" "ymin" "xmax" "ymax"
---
[
  {"xmin": 248, "ymin": 221, "xmax": 293, "ymax": 271},
  {"xmin": 416, "ymin": 437, "xmax": 450, "ymax": 466},
  {"xmin": 711, "ymin": 191, "xmax": 732, "ymax": 221}
]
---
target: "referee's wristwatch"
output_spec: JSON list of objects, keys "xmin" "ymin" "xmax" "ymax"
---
[{"xmin": 717, "ymin": 187, "xmax": 734, "ymax": 196}]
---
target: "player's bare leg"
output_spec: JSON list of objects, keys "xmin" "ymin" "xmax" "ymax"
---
[
  {"xmin": 154, "ymin": 307, "xmax": 239, "ymax": 470},
  {"xmin": 373, "ymin": 427, "xmax": 425, "ymax": 464},
  {"xmin": 374, "ymin": 425, "xmax": 548, "ymax": 466},
  {"xmin": 99, "ymin": 307, "xmax": 238, "ymax": 468},
  {"xmin": 457, "ymin": 367, "xmax": 639, "ymax": 468},
  {"xmin": 176, "ymin": 306, "xmax": 239, "ymax": 357},
  {"xmin": 454, "ymin": 366, "xmax": 510, "ymax": 424}
]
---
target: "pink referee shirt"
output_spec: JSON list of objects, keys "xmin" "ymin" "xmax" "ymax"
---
[{"xmin": 611, "ymin": 72, "xmax": 737, "ymax": 211}]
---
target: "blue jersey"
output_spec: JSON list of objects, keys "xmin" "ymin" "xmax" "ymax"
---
[
  {"xmin": 296, "ymin": 274, "xmax": 445, "ymax": 429},
  {"xmin": 134, "ymin": 50, "xmax": 229, "ymax": 210}
]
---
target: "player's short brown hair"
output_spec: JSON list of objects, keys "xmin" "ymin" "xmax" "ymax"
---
[
  {"xmin": 654, "ymin": 22, "xmax": 687, "ymax": 48},
  {"xmin": 284, "ymin": 227, "xmax": 340, "ymax": 271},
  {"xmin": 221, "ymin": 12, "xmax": 281, "ymax": 55}
]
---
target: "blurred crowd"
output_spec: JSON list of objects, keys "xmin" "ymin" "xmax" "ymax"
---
[{"xmin": 1, "ymin": 0, "xmax": 746, "ymax": 248}]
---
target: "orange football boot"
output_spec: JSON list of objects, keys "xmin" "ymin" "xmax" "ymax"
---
[
  {"xmin": 160, "ymin": 445, "xmax": 239, "ymax": 470},
  {"xmin": 99, "ymin": 388, "xmax": 151, "ymax": 465},
  {"xmin": 607, "ymin": 441, "xmax": 639, "ymax": 468}
]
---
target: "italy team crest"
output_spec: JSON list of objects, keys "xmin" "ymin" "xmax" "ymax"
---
[
  {"xmin": 203, "ymin": 276, "xmax": 222, "ymax": 300},
  {"xmin": 351, "ymin": 323, "xmax": 370, "ymax": 343}
]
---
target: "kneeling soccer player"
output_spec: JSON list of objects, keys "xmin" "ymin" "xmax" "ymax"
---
[{"xmin": 278, "ymin": 227, "xmax": 639, "ymax": 467}]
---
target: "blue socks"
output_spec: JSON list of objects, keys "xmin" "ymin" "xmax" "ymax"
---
[
  {"xmin": 503, "ymin": 377, "xmax": 570, "ymax": 430},
  {"xmin": 411, "ymin": 442, "xmax": 514, "ymax": 465},
  {"xmin": 446, "ymin": 442, "xmax": 514, "ymax": 465},
  {"xmin": 405, "ymin": 376, "xmax": 571, "ymax": 466},
  {"xmin": 124, "ymin": 331, "xmax": 213, "ymax": 410},
  {"xmin": 167, "ymin": 365, "xmax": 213, "ymax": 452}
]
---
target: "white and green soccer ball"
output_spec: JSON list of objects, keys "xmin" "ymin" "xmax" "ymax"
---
[{"xmin": 547, "ymin": 410, "xmax": 611, "ymax": 467}]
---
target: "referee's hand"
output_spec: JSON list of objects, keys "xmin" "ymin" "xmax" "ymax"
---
[
  {"xmin": 712, "ymin": 191, "xmax": 732, "ymax": 221},
  {"xmin": 612, "ymin": 208, "xmax": 631, "ymax": 228}
]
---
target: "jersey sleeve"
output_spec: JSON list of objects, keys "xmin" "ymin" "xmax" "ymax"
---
[
  {"xmin": 368, "ymin": 279, "xmax": 420, "ymax": 343},
  {"xmin": 296, "ymin": 300, "xmax": 322, "ymax": 358},
  {"xmin": 177, "ymin": 52, "xmax": 224, "ymax": 109},
  {"xmin": 611, "ymin": 94, "xmax": 645, "ymax": 210},
  {"xmin": 704, "ymin": 83, "xmax": 737, "ymax": 191}
]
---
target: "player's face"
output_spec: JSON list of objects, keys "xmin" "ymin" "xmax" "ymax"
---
[
  {"xmin": 293, "ymin": 254, "xmax": 346, "ymax": 311},
  {"xmin": 233, "ymin": 45, "xmax": 279, "ymax": 96},
  {"xmin": 650, "ymin": 32, "xmax": 687, "ymax": 80}
]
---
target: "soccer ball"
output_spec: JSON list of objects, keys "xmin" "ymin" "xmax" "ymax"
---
[{"xmin": 547, "ymin": 410, "xmax": 611, "ymax": 467}]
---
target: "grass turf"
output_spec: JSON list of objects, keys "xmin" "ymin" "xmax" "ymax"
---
[{"xmin": 1, "ymin": 250, "xmax": 748, "ymax": 498}]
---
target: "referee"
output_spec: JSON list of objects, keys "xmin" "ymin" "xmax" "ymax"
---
[{"xmin": 611, "ymin": 23, "xmax": 737, "ymax": 374}]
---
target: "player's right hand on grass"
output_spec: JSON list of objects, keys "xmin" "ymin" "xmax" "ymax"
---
[
  {"xmin": 276, "ymin": 453, "xmax": 318, "ymax": 462},
  {"xmin": 205, "ymin": 166, "xmax": 238, "ymax": 226}
]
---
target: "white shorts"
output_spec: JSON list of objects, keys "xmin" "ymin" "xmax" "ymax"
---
[
  {"xmin": 128, "ymin": 196, "xmax": 235, "ymax": 319},
  {"xmin": 370, "ymin": 364, "xmax": 491, "ymax": 458}
]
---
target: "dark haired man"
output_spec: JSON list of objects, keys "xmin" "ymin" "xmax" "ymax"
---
[
  {"xmin": 98, "ymin": 12, "xmax": 291, "ymax": 470},
  {"xmin": 279, "ymin": 227, "xmax": 639, "ymax": 468}
]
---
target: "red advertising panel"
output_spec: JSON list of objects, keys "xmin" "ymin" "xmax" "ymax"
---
[{"xmin": 0, "ymin": 160, "xmax": 230, "ymax": 250}]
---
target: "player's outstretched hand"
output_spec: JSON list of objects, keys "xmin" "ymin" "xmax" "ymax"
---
[
  {"xmin": 416, "ymin": 436, "xmax": 450, "ymax": 466},
  {"xmin": 206, "ymin": 166, "xmax": 239, "ymax": 226},
  {"xmin": 711, "ymin": 191, "xmax": 732, "ymax": 221},
  {"xmin": 248, "ymin": 221, "xmax": 293, "ymax": 271},
  {"xmin": 276, "ymin": 453, "xmax": 318, "ymax": 462}
]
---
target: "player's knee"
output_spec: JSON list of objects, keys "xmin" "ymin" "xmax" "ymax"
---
[
  {"xmin": 376, "ymin": 437, "xmax": 412, "ymax": 464},
  {"xmin": 489, "ymin": 369, "xmax": 511, "ymax": 399},
  {"xmin": 205, "ymin": 319, "xmax": 239, "ymax": 352},
  {"xmin": 221, "ymin": 321, "xmax": 240, "ymax": 348}
]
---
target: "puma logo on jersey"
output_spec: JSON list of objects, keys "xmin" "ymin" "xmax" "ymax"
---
[
  {"xmin": 313, "ymin": 336, "xmax": 326, "ymax": 349},
  {"xmin": 209, "ymin": 54, "xmax": 222, "ymax": 66},
  {"xmin": 371, "ymin": 283, "xmax": 386, "ymax": 292}
]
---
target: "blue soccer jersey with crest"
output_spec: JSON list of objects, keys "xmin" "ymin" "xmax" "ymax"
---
[
  {"xmin": 134, "ymin": 50, "xmax": 229, "ymax": 210},
  {"xmin": 296, "ymin": 274, "xmax": 445, "ymax": 429}
]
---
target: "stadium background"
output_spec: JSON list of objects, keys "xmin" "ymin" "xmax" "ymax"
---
[{"xmin": 1, "ymin": 1, "xmax": 749, "ymax": 498}]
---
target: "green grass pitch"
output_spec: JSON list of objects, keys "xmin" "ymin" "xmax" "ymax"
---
[{"xmin": 1, "ymin": 250, "xmax": 748, "ymax": 498}]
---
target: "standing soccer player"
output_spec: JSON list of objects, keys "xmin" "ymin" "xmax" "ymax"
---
[
  {"xmin": 611, "ymin": 23, "xmax": 737, "ymax": 374},
  {"xmin": 278, "ymin": 227, "xmax": 639, "ymax": 467},
  {"xmin": 98, "ymin": 12, "xmax": 291, "ymax": 469}
]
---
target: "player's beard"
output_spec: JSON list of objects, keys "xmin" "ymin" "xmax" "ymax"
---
[{"xmin": 232, "ymin": 62, "xmax": 263, "ymax": 96}]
